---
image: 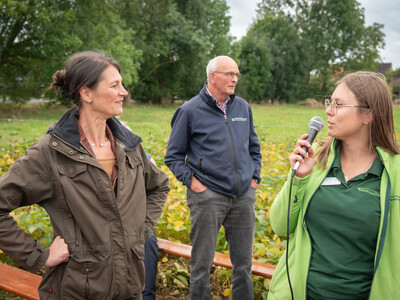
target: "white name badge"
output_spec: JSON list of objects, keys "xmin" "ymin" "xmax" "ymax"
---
[{"xmin": 321, "ymin": 177, "xmax": 342, "ymax": 186}]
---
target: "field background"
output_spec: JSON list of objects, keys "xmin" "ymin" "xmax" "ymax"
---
[
  {"xmin": 2, "ymin": 103, "xmax": 399, "ymax": 144},
  {"xmin": 1, "ymin": 102, "xmax": 399, "ymax": 299}
]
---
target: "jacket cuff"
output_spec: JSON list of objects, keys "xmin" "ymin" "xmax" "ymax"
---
[
  {"xmin": 26, "ymin": 240, "xmax": 50, "ymax": 273},
  {"xmin": 184, "ymin": 171, "xmax": 194, "ymax": 188},
  {"xmin": 288, "ymin": 169, "xmax": 312, "ymax": 187},
  {"xmin": 144, "ymin": 225, "xmax": 153, "ymax": 241}
]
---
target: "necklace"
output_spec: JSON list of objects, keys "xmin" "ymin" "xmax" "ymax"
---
[
  {"xmin": 90, "ymin": 136, "xmax": 108, "ymax": 148},
  {"xmin": 343, "ymin": 156, "xmax": 375, "ymax": 182}
]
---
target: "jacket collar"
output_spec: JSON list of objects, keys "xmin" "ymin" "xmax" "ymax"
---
[
  {"xmin": 200, "ymin": 83, "xmax": 236, "ymax": 107},
  {"xmin": 330, "ymin": 138, "xmax": 399, "ymax": 177},
  {"xmin": 50, "ymin": 108, "xmax": 142, "ymax": 150}
]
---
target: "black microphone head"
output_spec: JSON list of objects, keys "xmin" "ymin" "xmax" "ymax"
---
[
  {"xmin": 309, "ymin": 116, "xmax": 324, "ymax": 132},
  {"xmin": 296, "ymin": 116, "xmax": 325, "ymax": 171}
]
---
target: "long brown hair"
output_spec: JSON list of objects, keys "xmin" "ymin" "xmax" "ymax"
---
[{"xmin": 317, "ymin": 71, "xmax": 400, "ymax": 168}]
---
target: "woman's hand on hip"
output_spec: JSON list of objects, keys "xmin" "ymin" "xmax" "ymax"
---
[{"xmin": 44, "ymin": 236, "xmax": 70, "ymax": 267}]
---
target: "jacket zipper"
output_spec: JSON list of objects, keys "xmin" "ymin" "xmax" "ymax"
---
[
  {"xmin": 367, "ymin": 149, "xmax": 389, "ymax": 300},
  {"xmin": 53, "ymin": 132, "xmax": 120, "ymax": 265},
  {"xmin": 224, "ymin": 114, "xmax": 239, "ymax": 196},
  {"xmin": 199, "ymin": 158, "xmax": 205, "ymax": 174},
  {"xmin": 85, "ymin": 265, "xmax": 89, "ymax": 299}
]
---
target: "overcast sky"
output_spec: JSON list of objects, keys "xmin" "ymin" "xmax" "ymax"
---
[{"xmin": 225, "ymin": 0, "xmax": 400, "ymax": 69}]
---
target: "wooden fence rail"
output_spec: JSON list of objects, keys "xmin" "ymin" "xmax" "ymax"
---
[{"xmin": 0, "ymin": 238, "xmax": 276, "ymax": 299}]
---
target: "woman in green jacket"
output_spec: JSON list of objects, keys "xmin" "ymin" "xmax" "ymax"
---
[{"xmin": 269, "ymin": 71, "xmax": 400, "ymax": 300}]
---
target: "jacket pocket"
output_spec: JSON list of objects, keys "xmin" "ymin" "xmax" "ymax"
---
[
  {"xmin": 58, "ymin": 163, "xmax": 87, "ymax": 177},
  {"xmin": 61, "ymin": 254, "xmax": 111, "ymax": 300},
  {"xmin": 126, "ymin": 153, "xmax": 142, "ymax": 170},
  {"xmin": 38, "ymin": 265, "xmax": 65, "ymax": 300},
  {"xmin": 127, "ymin": 243, "xmax": 145, "ymax": 295},
  {"xmin": 131, "ymin": 243, "xmax": 145, "ymax": 260},
  {"xmin": 199, "ymin": 157, "xmax": 206, "ymax": 175}
]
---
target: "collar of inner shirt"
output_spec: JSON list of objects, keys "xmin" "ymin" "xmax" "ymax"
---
[{"xmin": 206, "ymin": 87, "xmax": 230, "ymax": 115}]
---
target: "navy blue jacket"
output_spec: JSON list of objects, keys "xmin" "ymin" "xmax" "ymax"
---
[{"xmin": 164, "ymin": 84, "xmax": 261, "ymax": 197}]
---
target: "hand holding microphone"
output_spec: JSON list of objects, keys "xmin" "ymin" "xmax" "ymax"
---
[
  {"xmin": 285, "ymin": 117, "xmax": 324, "ymax": 298},
  {"xmin": 290, "ymin": 116, "xmax": 324, "ymax": 178}
]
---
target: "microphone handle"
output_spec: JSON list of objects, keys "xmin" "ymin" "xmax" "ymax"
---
[
  {"xmin": 293, "ymin": 128, "xmax": 318, "ymax": 172},
  {"xmin": 293, "ymin": 161, "xmax": 301, "ymax": 172}
]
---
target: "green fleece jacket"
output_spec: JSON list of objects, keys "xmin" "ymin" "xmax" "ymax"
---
[{"xmin": 269, "ymin": 141, "xmax": 400, "ymax": 300}]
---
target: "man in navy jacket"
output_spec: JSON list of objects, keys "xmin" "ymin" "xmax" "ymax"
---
[{"xmin": 165, "ymin": 56, "xmax": 261, "ymax": 299}]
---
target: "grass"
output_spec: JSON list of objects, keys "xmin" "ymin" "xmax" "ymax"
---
[
  {"xmin": 1, "ymin": 102, "xmax": 399, "ymax": 147},
  {"xmin": 0, "ymin": 291, "xmax": 21, "ymax": 300},
  {"xmin": 0, "ymin": 103, "xmax": 66, "ymax": 145},
  {"xmin": 0, "ymin": 102, "xmax": 177, "ymax": 145}
]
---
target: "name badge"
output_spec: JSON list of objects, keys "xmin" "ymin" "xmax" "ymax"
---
[{"xmin": 321, "ymin": 177, "xmax": 341, "ymax": 186}]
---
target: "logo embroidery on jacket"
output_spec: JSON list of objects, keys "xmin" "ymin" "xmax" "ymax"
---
[
  {"xmin": 231, "ymin": 117, "xmax": 247, "ymax": 122},
  {"xmin": 358, "ymin": 188, "xmax": 400, "ymax": 202},
  {"xmin": 358, "ymin": 187, "xmax": 380, "ymax": 197},
  {"xmin": 390, "ymin": 195, "xmax": 400, "ymax": 201}
]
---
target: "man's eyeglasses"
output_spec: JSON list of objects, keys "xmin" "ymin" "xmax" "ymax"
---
[
  {"xmin": 214, "ymin": 71, "xmax": 241, "ymax": 80},
  {"xmin": 325, "ymin": 99, "xmax": 369, "ymax": 115}
]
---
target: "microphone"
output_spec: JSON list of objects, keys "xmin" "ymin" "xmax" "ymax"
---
[{"xmin": 293, "ymin": 116, "xmax": 324, "ymax": 173}]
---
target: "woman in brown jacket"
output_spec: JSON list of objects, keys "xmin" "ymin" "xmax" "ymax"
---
[{"xmin": 0, "ymin": 51, "xmax": 170, "ymax": 299}]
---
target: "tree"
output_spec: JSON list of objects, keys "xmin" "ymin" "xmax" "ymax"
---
[
  {"xmin": 119, "ymin": 0, "xmax": 208, "ymax": 103},
  {"xmin": 175, "ymin": 0, "xmax": 233, "ymax": 57},
  {"xmin": 240, "ymin": 11, "xmax": 311, "ymax": 102},
  {"xmin": 236, "ymin": 35, "xmax": 273, "ymax": 102},
  {"xmin": 1, "ymin": 0, "xmax": 234, "ymax": 103},
  {"xmin": 119, "ymin": 0, "xmax": 233, "ymax": 103},
  {"xmin": 258, "ymin": 0, "xmax": 385, "ymax": 98},
  {"xmin": 0, "ymin": 0, "xmax": 140, "ymax": 103},
  {"xmin": 386, "ymin": 67, "xmax": 400, "ymax": 100},
  {"xmin": 175, "ymin": 0, "xmax": 234, "ymax": 98}
]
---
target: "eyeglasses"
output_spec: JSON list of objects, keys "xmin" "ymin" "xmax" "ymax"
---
[
  {"xmin": 214, "ymin": 71, "xmax": 241, "ymax": 80},
  {"xmin": 325, "ymin": 99, "xmax": 369, "ymax": 115}
]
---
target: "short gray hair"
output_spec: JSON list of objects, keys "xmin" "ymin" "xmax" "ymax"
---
[{"xmin": 206, "ymin": 57, "xmax": 219, "ymax": 82}]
